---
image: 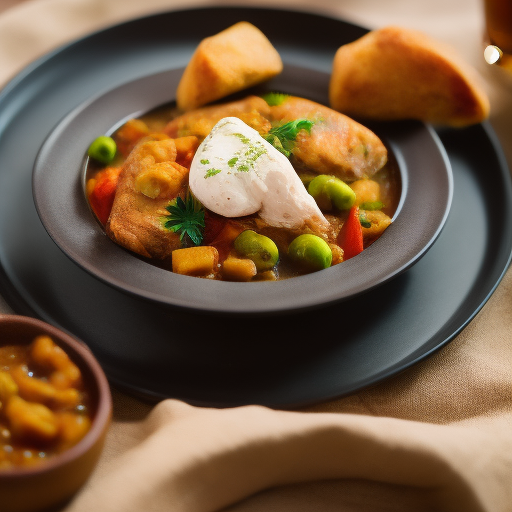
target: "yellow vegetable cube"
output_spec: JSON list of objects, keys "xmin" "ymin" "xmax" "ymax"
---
[
  {"xmin": 360, "ymin": 210, "xmax": 392, "ymax": 239},
  {"xmin": 221, "ymin": 256, "xmax": 257, "ymax": 281},
  {"xmin": 172, "ymin": 246, "xmax": 219, "ymax": 276}
]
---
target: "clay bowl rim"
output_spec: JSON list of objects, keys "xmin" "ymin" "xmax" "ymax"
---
[{"xmin": 0, "ymin": 314, "xmax": 112, "ymax": 480}]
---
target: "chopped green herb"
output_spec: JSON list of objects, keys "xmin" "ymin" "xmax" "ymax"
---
[
  {"xmin": 200, "ymin": 159, "xmax": 210, "ymax": 165},
  {"xmin": 264, "ymin": 134, "xmax": 290, "ymax": 157},
  {"xmin": 264, "ymin": 119, "xmax": 314, "ymax": 158},
  {"xmin": 205, "ymin": 168, "xmax": 222, "ymax": 178},
  {"xmin": 232, "ymin": 133, "xmax": 251, "ymax": 144},
  {"xmin": 163, "ymin": 193, "xmax": 205, "ymax": 246},
  {"xmin": 359, "ymin": 212, "xmax": 371, "ymax": 228},
  {"xmin": 261, "ymin": 92, "xmax": 289, "ymax": 106},
  {"xmin": 359, "ymin": 201, "xmax": 384, "ymax": 211},
  {"xmin": 227, "ymin": 134, "xmax": 267, "ymax": 173}
]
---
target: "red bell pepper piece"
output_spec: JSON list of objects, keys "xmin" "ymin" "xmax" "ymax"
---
[
  {"xmin": 337, "ymin": 205, "xmax": 364, "ymax": 260},
  {"xmin": 88, "ymin": 167, "xmax": 122, "ymax": 225}
]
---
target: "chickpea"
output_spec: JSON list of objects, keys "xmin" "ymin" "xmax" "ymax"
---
[{"xmin": 6, "ymin": 396, "xmax": 58, "ymax": 443}]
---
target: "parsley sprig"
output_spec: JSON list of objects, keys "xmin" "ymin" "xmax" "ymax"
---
[
  {"xmin": 264, "ymin": 119, "xmax": 314, "ymax": 158},
  {"xmin": 163, "ymin": 192, "xmax": 205, "ymax": 246}
]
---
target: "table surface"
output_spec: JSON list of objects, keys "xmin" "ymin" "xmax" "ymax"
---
[{"xmin": 0, "ymin": 1, "xmax": 511, "ymax": 511}]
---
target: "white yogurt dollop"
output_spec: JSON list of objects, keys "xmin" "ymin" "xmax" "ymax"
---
[{"xmin": 189, "ymin": 117, "xmax": 328, "ymax": 230}]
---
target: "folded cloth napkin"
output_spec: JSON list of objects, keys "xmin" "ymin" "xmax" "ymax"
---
[{"xmin": 0, "ymin": 0, "xmax": 511, "ymax": 511}]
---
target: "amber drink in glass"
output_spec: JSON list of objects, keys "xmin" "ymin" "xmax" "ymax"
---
[{"xmin": 483, "ymin": 0, "xmax": 512, "ymax": 71}]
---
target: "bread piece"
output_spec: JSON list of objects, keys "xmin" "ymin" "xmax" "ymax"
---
[
  {"xmin": 329, "ymin": 26, "xmax": 490, "ymax": 127},
  {"xmin": 176, "ymin": 22, "xmax": 283, "ymax": 111}
]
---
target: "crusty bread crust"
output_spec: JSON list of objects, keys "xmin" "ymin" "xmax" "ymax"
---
[
  {"xmin": 329, "ymin": 26, "xmax": 490, "ymax": 127},
  {"xmin": 176, "ymin": 22, "xmax": 283, "ymax": 112}
]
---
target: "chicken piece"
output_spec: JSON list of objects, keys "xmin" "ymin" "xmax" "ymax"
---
[
  {"xmin": 165, "ymin": 96, "xmax": 271, "ymax": 140},
  {"xmin": 329, "ymin": 26, "xmax": 490, "ymax": 126},
  {"xmin": 176, "ymin": 22, "xmax": 283, "ymax": 111},
  {"xmin": 269, "ymin": 96, "xmax": 388, "ymax": 181},
  {"xmin": 106, "ymin": 138, "xmax": 186, "ymax": 259}
]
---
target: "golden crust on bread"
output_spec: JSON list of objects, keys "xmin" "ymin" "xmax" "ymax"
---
[
  {"xmin": 329, "ymin": 26, "xmax": 490, "ymax": 127},
  {"xmin": 176, "ymin": 22, "xmax": 283, "ymax": 112}
]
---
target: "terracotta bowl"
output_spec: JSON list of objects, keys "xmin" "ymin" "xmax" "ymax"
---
[{"xmin": 0, "ymin": 314, "xmax": 112, "ymax": 512}]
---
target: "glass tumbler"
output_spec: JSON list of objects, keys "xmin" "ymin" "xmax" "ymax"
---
[{"xmin": 483, "ymin": 0, "xmax": 512, "ymax": 72}]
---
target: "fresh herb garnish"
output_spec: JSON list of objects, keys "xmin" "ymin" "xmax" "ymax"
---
[
  {"xmin": 359, "ymin": 201, "xmax": 384, "ymax": 211},
  {"xmin": 264, "ymin": 119, "xmax": 314, "ymax": 157},
  {"xmin": 204, "ymin": 168, "xmax": 222, "ymax": 178},
  {"xmin": 261, "ymin": 92, "xmax": 289, "ymax": 106},
  {"xmin": 163, "ymin": 193, "xmax": 205, "ymax": 246},
  {"xmin": 359, "ymin": 212, "xmax": 372, "ymax": 228}
]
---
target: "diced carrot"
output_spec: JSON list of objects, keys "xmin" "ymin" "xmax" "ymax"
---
[
  {"xmin": 337, "ymin": 206, "xmax": 363, "ymax": 260},
  {"xmin": 87, "ymin": 167, "xmax": 122, "ymax": 225}
]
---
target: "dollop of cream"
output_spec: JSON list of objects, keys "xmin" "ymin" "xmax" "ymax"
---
[{"xmin": 189, "ymin": 117, "xmax": 328, "ymax": 230}]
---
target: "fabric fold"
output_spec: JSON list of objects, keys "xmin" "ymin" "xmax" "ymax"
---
[{"xmin": 67, "ymin": 400, "xmax": 512, "ymax": 512}]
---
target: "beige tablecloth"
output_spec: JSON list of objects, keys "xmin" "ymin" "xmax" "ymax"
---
[{"xmin": 0, "ymin": 0, "xmax": 511, "ymax": 511}]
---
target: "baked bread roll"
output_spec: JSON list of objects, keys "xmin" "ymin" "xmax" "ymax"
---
[
  {"xmin": 329, "ymin": 26, "xmax": 490, "ymax": 127},
  {"xmin": 176, "ymin": 22, "xmax": 283, "ymax": 111}
]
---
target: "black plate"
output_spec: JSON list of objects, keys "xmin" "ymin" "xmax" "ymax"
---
[
  {"xmin": 32, "ymin": 65, "xmax": 451, "ymax": 313},
  {"xmin": 1, "ymin": 7, "xmax": 511, "ymax": 407}
]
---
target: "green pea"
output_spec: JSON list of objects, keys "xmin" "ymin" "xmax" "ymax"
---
[
  {"xmin": 88, "ymin": 135, "xmax": 117, "ymax": 164},
  {"xmin": 288, "ymin": 234, "xmax": 332, "ymax": 271},
  {"xmin": 308, "ymin": 174, "xmax": 356, "ymax": 211},
  {"xmin": 234, "ymin": 230, "xmax": 279, "ymax": 271}
]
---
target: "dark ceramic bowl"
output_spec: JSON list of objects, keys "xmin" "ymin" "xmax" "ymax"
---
[
  {"xmin": 33, "ymin": 65, "xmax": 453, "ymax": 315},
  {"xmin": 0, "ymin": 315, "xmax": 112, "ymax": 512}
]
